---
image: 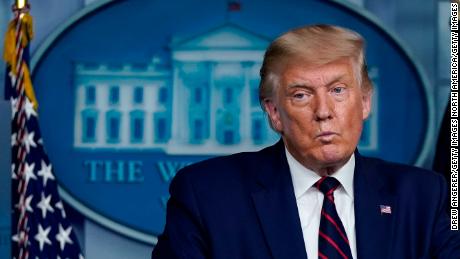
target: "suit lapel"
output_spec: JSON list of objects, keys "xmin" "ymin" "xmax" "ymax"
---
[
  {"xmin": 251, "ymin": 141, "xmax": 308, "ymax": 259},
  {"xmin": 354, "ymin": 151, "xmax": 397, "ymax": 259}
]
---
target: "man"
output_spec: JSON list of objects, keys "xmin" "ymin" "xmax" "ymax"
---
[{"xmin": 152, "ymin": 25, "xmax": 460, "ymax": 258}]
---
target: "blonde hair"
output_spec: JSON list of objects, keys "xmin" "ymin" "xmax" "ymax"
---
[{"xmin": 259, "ymin": 24, "xmax": 372, "ymax": 109}]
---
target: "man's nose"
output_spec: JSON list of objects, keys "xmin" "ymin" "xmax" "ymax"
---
[{"xmin": 314, "ymin": 92, "xmax": 333, "ymax": 121}]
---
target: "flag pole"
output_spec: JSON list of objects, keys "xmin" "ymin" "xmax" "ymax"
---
[
  {"xmin": 9, "ymin": 2, "xmax": 33, "ymax": 259},
  {"xmin": 4, "ymin": 1, "xmax": 84, "ymax": 258}
]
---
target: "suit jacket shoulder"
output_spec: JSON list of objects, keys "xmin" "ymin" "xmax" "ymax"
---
[
  {"xmin": 171, "ymin": 141, "xmax": 284, "ymax": 196},
  {"xmin": 358, "ymin": 155, "xmax": 447, "ymax": 200}
]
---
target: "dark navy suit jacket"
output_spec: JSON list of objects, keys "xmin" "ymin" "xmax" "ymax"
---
[{"xmin": 152, "ymin": 140, "xmax": 460, "ymax": 258}]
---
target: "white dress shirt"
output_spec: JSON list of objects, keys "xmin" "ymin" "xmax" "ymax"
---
[{"xmin": 285, "ymin": 148, "xmax": 357, "ymax": 259}]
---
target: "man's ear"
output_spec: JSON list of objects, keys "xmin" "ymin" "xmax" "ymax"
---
[
  {"xmin": 263, "ymin": 99, "xmax": 283, "ymax": 132},
  {"xmin": 362, "ymin": 90, "xmax": 372, "ymax": 120}
]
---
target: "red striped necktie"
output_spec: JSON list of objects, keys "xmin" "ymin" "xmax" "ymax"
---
[{"xmin": 315, "ymin": 176, "xmax": 353, "ymax": 259}]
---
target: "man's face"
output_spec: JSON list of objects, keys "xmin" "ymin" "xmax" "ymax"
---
[{"xmin": 264, "ymin": 57, "xmax": 372, "ymax": 173}]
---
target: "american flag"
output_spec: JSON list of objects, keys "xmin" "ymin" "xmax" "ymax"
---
[
  {"xmin": 380, "ymin": 205, "xmax": 392, "ymax": 214},
  {"xmin": 4, "ymin": 4, "xmax": 84, "ymax": 259}
]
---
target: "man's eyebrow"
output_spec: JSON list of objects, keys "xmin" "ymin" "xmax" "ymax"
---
[
  {"xmin": 286, "ymin": 83, "xmax": 313, "ymax": 89},
  {"xmin": 286, "ymin": 74, "xmax": 347, "ymax": 89},
  {"xmin": 326, "ymin": 74, "xmax": 347, "ymax": 87}
]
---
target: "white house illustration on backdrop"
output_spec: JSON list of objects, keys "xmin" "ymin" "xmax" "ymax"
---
[{"xmin": 73, "ymin": 24, "xmax": 378, "ymax": 154}]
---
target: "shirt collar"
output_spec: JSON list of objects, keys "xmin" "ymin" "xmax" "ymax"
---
[{"xmin": 285, "ymin": 147, "xmax": 355, "ymax": 200}]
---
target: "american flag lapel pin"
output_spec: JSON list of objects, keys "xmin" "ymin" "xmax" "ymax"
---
[{"xmin": 380, "ymin": 205, "xmax": 392, "ymax": 214}]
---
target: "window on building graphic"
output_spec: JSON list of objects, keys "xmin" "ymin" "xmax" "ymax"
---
[
  {"xmin": 223, "ymin": 130, "xmax": 234, "ymax": 145},
  {"xmin": 224, "ymin": 88, "xmax": 233, "ymax": 105},
  {"xmin": 85, "ymin": 86, "xmax": 96, "ymax": 105},
  {"xmin": 86, "ymin": 117, "xmax": 96, "ymax": 140},
  {"xmin": 130, "ymin": 110, "xmax": 144, "ymax": 143},
  {"xmin": 154, "ymin": 114, "xmax": 169, "ymax": 143},
  {"xmin": 109, "ymin": 86, "xmax": 119, "ymax": 105},
  {"xmin": 193, "ymin": 119, "xmax": 203, "ymax": 141},
  {"xmin": 194, "ymin": 88, "xmax": 202, "ymax": 104},
  {"xmin": 106, "ymin": 110, "xmax": 121, "ymax": 143},
  {"xmin": 251, "ymin": 87, "xmax": 259, "ymax": 107},
  {"xmin": 252, "ymin": 119, "xmax": 263, "ymax": 143},
  {"xmin": 158, "ymin": 87, "xmax": 168, "ymax": 104},
  {"xmin": 81, "ymin": 109, "xmax": 98, "ymax": 143},
  {"xmin": 133, "ymin": 87, "xmax": 143, "ymax": 104}
]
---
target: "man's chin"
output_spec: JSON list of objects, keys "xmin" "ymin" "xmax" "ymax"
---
[{"xmin": 316, "ymin": 148, "xmax": 351, "ymax": 167}]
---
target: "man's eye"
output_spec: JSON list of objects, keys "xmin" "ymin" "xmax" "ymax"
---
[
  {"xmin": 293, "ymin": 93, "xmax": 305, "ymax": 99},
  {"xmin": 332, "ymin": 87, "xmax": 345, "ymax": 94}
]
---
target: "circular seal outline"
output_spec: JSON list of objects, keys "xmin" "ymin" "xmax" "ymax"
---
[{"xmin": 30, "ymin": 0, "xmax": 435, "ymax": 245}]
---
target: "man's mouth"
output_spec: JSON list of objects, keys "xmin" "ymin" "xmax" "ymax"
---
[{"xmin": 316, "ymin": 131, "xmax": 337, "ymax": 141}]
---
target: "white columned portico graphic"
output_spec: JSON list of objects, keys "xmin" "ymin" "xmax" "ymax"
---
[{"xmin": 73, "ymin": 24, "xmax": 280, "ymax": 155}]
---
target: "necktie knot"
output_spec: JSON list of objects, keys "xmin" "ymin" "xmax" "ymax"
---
[{"xmin": 315, "ymin": 176, "xmax": 340, "ymax": 196}]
